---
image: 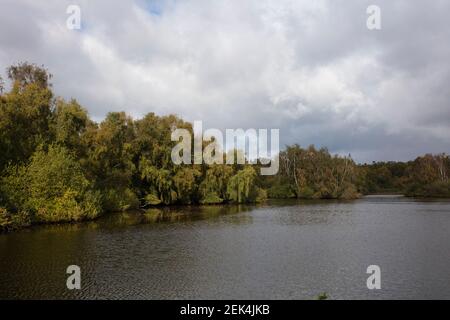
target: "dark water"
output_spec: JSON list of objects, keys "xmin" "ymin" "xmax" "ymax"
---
[{"xmin": 1, "ymin": 196, "xmax": 450, "ymax": 300}]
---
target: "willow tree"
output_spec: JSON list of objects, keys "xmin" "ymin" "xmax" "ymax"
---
[
  {"xmin": 199, "ymin": 164, "xmax": 234, "ymax": 204},
  {"xmin": 227, "ymin": 166, "xmax": 258, "ymax": 203},
  {"xmin": 83, "ymin": 112, "xmax": 139, "ymax": 211}
]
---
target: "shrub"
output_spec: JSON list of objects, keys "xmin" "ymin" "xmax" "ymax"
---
[
  {"xmin": 200, "ymin": 192, "xmax": 223, "ymax": 204},
  {"xmin": 255, "ymin": 188, "xmax": 268, "ymax": 202},
  {"xmin": 406, "ymin": 181, "xmax": 450, "ymax": 198},
  {"xmin": 1, "ymin": 145, "xmax": 103, "ymax": 223},
  {"xmin": 102, "ymin": 188, "xmax": 140, "ymax": 211},
  {"xmin": 0, "ymin": 208, "xmax": 31, "ymax": 232},
  {"xmin": 0, "ymin": 208, "xmax": 11, "ymax": 232},
  {"xmin": 0, "ymin": 165, "xmax": 29, "ymax": 212},
  {"xmin": 298, "ymin": 186, "xmax": 315, "ymax": 199},
  {"xmin": 144, "ymin": 193, "xmax": 162, "ymax": 206},
  {"xmin": 316, "ymin": 292, "xmax": 328, "ymax": 300},
  {"xmin": 267, "ymin": 184, "xmax": 296, "ymax": 199},
  {"xmin": 35, "ymin": 189, "xmax": 102, "ymax": 222},
  {"xmin": 339, "ymin": 184, "xmax": 360, "ymax": 200}
]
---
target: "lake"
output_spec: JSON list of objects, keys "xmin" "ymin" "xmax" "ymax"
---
[{"xmin": 1, "ymin": 195, "xmax": 450, "ymax": 299}]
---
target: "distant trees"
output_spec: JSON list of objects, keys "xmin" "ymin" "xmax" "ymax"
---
[
  {"xmin": 357, "ymin": 161, "xmax": 409, "ymax": 194},
  {"xmin": 268, "ymin": 145, "xmax": 359, "ymax": 199},
  {"xmin": 404, "ymin": 154, "xmax": 450, "ymax": 197},
  {"xmin": 357, "ymin": 154, "xmax": 450, "ymax": 197}
]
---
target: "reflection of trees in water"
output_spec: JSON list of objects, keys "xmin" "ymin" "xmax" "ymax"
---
[
  {"xmin": 8, "ymin": 204, "xmax": 259, "ymax": 233},
  {"xmin": 17, "ymin": 199, "xmax": 357, "ymax": 231},
  {"xmin": 143, "ymin": 205, "xmax": 255, "ymax": 225}
]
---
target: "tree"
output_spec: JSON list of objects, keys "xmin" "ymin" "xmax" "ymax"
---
[
  {"xmin": 53, "ymin": 98, "xmax": 91, "ymax": 155},
  {"xmin": 199, "ymin": 164, "xmax": 234, "ymax": 204},
  {"xmin": 135, "ymin": 113, "xmax": 194, "ymax": 206},
  {"xmin": 83, "ymin": 112, "xmax": 138, "ymax": 211},
  {"xmin": 0, "ymin": 64, "xmax": 54, "ymax": 169},
  {"xmin": 7, "ymin": 62, "xmax": 52, "ymax": 90},
  {"xmin": 405, "ymin": 154, "xmax": 450, "ymax": 197},
  {"xmin": 1, "ymin": 145, "xmax": 102, "ymax": 222},
  {"xmin": 2, "ymin": 61, "xmax": 450, "ymax": 232},
  {"xmin": 275, "ymin": 145, "xmax": 359, "ymax": 199},
  {"xmin": 227, "ymin": 166, "xmax": 259, "ymax": 203},
  {"xmin": 0, "ymin": 75, "xmax": 4, "ymax": 94}
]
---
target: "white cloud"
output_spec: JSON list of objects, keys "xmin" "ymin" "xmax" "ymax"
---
[{"xmin": 1, "ymin": 0, "xmax": 449, "ymax": 162}]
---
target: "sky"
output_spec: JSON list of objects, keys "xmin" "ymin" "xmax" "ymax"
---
[{"xmin": 0, "ymin": 0, "xmax": 449, "ymax": 163}]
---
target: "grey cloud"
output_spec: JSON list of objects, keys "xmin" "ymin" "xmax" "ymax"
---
[{"xmin": 0, "ymin": 0, "xmax": 449, "ymax": 162}]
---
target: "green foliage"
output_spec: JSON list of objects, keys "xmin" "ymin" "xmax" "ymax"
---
[
  {"xmin": 298, "ymin": 186, "xmax": 315, "ymax": 199},
  {"xmin": 227, "ymin": 166, "xmax": 259, "ymax": 203},
  {"xmin": 316, "ymin": 292, "xmax": 328, "ymax": 300},
  {"xmin": 7, "ymin": 62, "xmax": 52, "ymax": 89},
  {"xmin": 255, "ymin": 188, "xmax": 268, "ymax": 202},
  {"xmin": 267, "ymin": 183, "xmax": 296, "ymax": 199},
  {"xmin": 0, "ymin": 76, "xmax": 53, "ymax": 169},
  {"xmin": 0, "ymin": 208, "xmax": 28, "ymax": 232},
  {"xmin": 36, "ymin": 189, "xmax": 102, "ymax": 223},
  {"xmin": 1, "ymin": 62, "xmax": 449, "ymax": 231},
  {"xmin": 274, "ymin": 145, "xmax": 360, "ymax": 200},
  {"xmin": 53, "ymin": 98, "xmax": 90, "ymax": 155},
  {"xmin": 357, "ymin": 161, "xmax": 409, "ymax": 194},
  {"xmin": 173, "ymin": 167, "xmax": 202, "ymax": 204},
  {"xmin": 359, "ymin": 154, "xmax": 450, "ymax": 198},
  {"xmin": 200, "ymin": 165, "xmax": 233, "ymax": 203},
  {"xmin": 85, "ymin": 112, "xmax": 136, "ymax": 186},
  {"xmin": 1, "ymin": 145, "xmax": 102, "ymax": 223},
  {"xmin": 144, "ymin": 193, "xmax": 162, "ymax": 206},
  {"xmin": 0, "ymin": 208, "xmax": 10, "ymax": 231},
  {"xmin": 134, "ymin": 113, "xmax": 196, "ymax": 205},
  {"xmin": 0, "ymin": 207, "xmax": 31, "ymax": 232},
  {"xmin": 406, "ymin": 181, "xmax": 450, "ymax": 198},
  {"xmin": 199, "ymin": 192, "xmax": 224, "ymax": 204},
  {"xmin": 139, "ymin": 159, "xmax": 175, "ymax": 205},
  {"xmin": 339, "ymin": 184, "xmax": 359, "ymax": 200},
  {"xmin": 0, "ymin": 164, "xmax": 29, "ymax": 212},
  {"xmin": 402, "ymin": 154, "xmax": 450, "ymax": 197},
  {"xmin": 102, "ymin": 188, "xmax": 139, "ymax": 212}
]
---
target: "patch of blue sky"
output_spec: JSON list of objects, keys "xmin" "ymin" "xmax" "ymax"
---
[{"xmin": 138, "ymin": 0, "xmax": 167, "ymax": 16}]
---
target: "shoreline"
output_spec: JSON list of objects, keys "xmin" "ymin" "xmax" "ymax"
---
[{"xmin": 4, "ymin": 194, "xmax": 450, "ymax": 234}]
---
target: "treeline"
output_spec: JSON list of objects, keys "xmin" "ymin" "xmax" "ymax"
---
[
  {"xmin": 0, "ymin": 63, "xmax": 448, "ymax": 232},
  {"xmin": 0, "ymin": 63, "xmax": 274, "ymax": 231},
  {"xmin": 262, "ymin": 145, "xmax": 359, "ymax": 200},
  {"xmin": 358, "ymin": 154, "xmax": 450, "ymax": 197}
]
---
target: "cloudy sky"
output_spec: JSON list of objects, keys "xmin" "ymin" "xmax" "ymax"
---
[{"xmin": 1, "ymin": 0, "xmax": 449, "ymax": 162}]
